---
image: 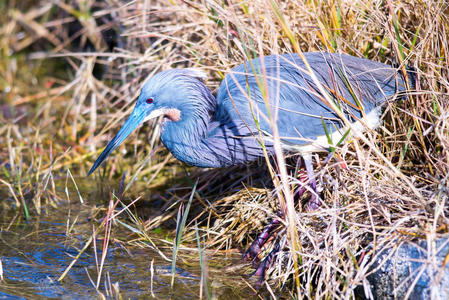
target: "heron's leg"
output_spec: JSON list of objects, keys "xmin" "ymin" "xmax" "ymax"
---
[
  {"xmin": 244, "ymin": 159, "xmax": 311, "ymax": 261},
  {"xmin": 322, "ymin": 151, "xmax": 347, "ymax": 169},
  {"xmin": 303, "ymin": 154, "xmax": 321, "ymax": 211},
  {"xmin": 321, "ymin": 151, "xmax": 334, "ymax": 166},
  {"xmin": 243, "ymin": 217, "xmax": 280, "ymax": 261},
  {"xmin": 253, "ymin": 242, "xmax": 281, "ymax": 289},
  {"xmin": 245, "ymin": 156, "xmax": 322, "ymax": 287},
  {"xmin": 293, "ymin": 165, "xmax": 308, "ymax": 201}
]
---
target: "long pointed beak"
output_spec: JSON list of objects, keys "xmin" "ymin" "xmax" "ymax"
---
[{"xmin": 88, "ymin": 111, "xmax": 145, "ymax": 176}]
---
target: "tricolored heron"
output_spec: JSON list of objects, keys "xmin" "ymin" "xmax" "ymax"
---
[{"xmin": 88, "ymin": 52, "xmax": 413, "ymax": 280}]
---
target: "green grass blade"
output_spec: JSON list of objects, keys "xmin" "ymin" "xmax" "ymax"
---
[
  {"xmin": 171, "ymin": 178, "xmax": 197, "ymax": 288},
  {"xmin": 195, "ymin": 221, "xmax": 211, "ymax": 299}
]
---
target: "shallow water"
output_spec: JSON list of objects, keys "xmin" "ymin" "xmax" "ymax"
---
[{"xmin": 0, "ymin": 185, "xmax": 256, "ymax": 299}]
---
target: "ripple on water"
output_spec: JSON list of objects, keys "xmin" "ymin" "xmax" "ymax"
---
[{"xmin": 0, "ymin": 200, "xmax": 254, "ymax": 299}]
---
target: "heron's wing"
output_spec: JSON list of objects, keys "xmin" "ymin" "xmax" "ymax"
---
[
  {"xmin": 201, "ymin": 118, "xmax": 274, "ymax": 167},
  {"xmin": 216, "ymin": 52, "xmax": 406, "ymax": 145}
]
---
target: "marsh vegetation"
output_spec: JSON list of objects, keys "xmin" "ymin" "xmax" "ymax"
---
[{"xmin": 0, "ymin": 0, "xmax": 448, "ymax": 298}]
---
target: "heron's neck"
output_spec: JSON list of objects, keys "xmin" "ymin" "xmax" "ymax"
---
[{"xmin": 160, "ymin": 82, "xmax": 222, "ymax": 167}]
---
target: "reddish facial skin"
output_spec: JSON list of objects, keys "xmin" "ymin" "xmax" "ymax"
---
[{"xmin": 164, "ymin": 108, "xmax": 181, "ymax": 122}]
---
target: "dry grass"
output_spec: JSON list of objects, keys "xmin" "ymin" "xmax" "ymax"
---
[{"xmin": 1, "ymin": 0, "xmax": 448, "ymax": 298}]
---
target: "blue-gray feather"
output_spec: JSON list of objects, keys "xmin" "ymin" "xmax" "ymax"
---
[
  {"xmin": 162, "ymin": 53, "xmax": 409, "ymax": 167},
  {"xmin": 217, "ymin": 53, "xmax": 407, "ymax": 145},
  {"xmin": 89, "ymin": 52, "xmax": 412, "ymax": 174}
]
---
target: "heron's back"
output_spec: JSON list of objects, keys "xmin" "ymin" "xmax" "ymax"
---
[{"xmin": 216, "ymin": 52, "xmax": 409, "ymax": 148}]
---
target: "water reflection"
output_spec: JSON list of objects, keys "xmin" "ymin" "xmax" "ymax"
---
[{"xmin": 0, "ymin": 194, "xmax": 254, "ymax": 299}]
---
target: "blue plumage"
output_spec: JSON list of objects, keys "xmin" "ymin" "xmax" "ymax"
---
[
  {"xmin": 87, "ymin": 52, "xmax": 414, "ymax": 280},
  {"xmin": 217, "ymin": 53, "xmax": 405, "ymax": 143},
  {"xmin": 88, "ymin": 52, "xmax": 410, "ymax": 174}
]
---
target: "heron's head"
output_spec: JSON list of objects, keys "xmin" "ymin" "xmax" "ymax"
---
[{"xmin": 88, "ymin": 68, "xmax": 210, "ymax": 175}]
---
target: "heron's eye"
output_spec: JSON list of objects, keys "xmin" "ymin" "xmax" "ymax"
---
[{"xmin": 146, "ymin": 98, "xmax": 153, "ymax": 104}]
